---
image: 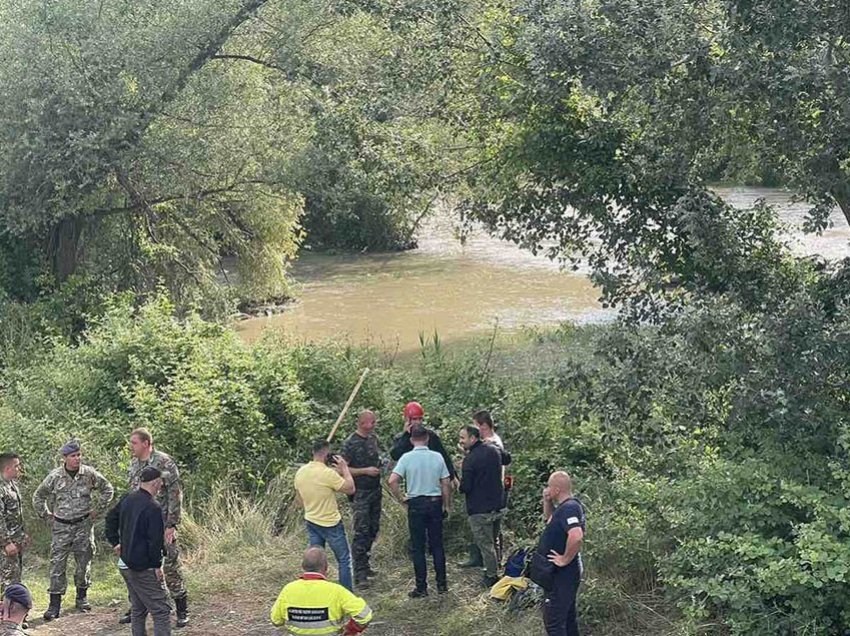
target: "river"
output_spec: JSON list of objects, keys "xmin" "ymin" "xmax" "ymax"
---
[{"xmin": 235, "ymin": 187, "xmax": 850, "ymax": 349}]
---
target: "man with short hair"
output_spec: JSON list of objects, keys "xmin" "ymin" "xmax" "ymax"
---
[
  {"xmin": 388, "ymin": 427, "xmax": 451, "ymax": 598},
  {"xmin": 270, "ymin": 547, "xmax": 373, "ymax": 636},
  {"xmin": 538, "ymin": 471, "xmax": 585, "ymax": 636},
  {"xmin": 458, "ymin": 425, "xmax": 504, "ymax": 587},
  {"xmin": 0, "ymin": 454, "xmax": 27, "ymax": 596},
  {"xmin": 0, "ymin": 583, "xmax": 31, "ymax": 635},
  {"xmin": 294, "ymin": 439, "xmax": 356, "ymax": 591},
  {"xmin": 123, "ymin": 428, "xmax": 189, "ymax": 627},
  {"xmin": 33, "ymin": 440, "xmax": 115, "ymax": 619},
  {"xmin": 341, "ymin": 410, "xmax": 384, "ymax": 588},
  {"xmin": 106, "ymin": 466, "xmax": 172, "ymax": 636},
  {"xmin": 389, "ymin": 402, "xmax": 457, "ymax": 485},
  {"xmin": 472, "ymin": 410, "xmax": 504, "ymax": 451}
]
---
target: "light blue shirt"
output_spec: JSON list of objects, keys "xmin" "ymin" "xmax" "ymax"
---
[{"xmin": 392, "ymin": 445, "xmax": 449, "ymax": 498}]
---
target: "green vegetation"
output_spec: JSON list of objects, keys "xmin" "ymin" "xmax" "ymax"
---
[
  {"xmin": 4, "ymin": 254, "xmax": 850, "ymax": 634},
  {"xmin": 2, "ymin": 0, "xmax": 850, "ymax": 634}
]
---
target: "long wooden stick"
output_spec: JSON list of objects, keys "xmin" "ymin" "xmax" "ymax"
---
[{"xmin": 326, "ymin": 368, "xmax": 370, "ymax": 443}]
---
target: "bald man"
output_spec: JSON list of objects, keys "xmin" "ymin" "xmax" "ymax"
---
[
  {"xmin": 537, "ymin": 471, "xmax": 585, "ymax": 636},
  {"xmin": 341, "ymin": 411, "xmax": 384, "ymax": 589}
]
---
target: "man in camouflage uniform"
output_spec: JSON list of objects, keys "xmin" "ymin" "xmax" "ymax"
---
[
  {"xmin": 0, "ymin": 583, "xmax": 31, "ymax": 636},
  {"xmin": 123, "ymin": 427, "xmax": 189, "ymax": 628},
  {"xmin": 341, "ymin": 410, "xmax": 384, "ymax": 589},
  {"xmin": 33, "ymin": 441, "xmax": 114, "ymax": 620},
  {"xmin": 0, "ymin": 454, "xmax": 26, "ymax": 596}
]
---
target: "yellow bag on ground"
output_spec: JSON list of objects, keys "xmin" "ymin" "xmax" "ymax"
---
[{"xmin": 489, "ymin": 575, "xmax": 529, "ymax": 600}]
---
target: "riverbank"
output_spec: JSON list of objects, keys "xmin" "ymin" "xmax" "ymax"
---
[{"xmin": 5, "ymin": 274, "xmax": 850, "ymax": 634}]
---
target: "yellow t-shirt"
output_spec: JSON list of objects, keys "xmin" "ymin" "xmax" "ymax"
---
[{"xmin": 294, "ymin": 461, "xmax": 346, "ymax": 527}]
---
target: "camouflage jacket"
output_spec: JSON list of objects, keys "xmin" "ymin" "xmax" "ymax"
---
[
  {"xmin": 0, "ymin": 479, "xmax": 25, "ymax": 546},
  {"xmin": 341, "ymin": 431, "xmax": 383, "ymax": 491},
  {"xmin": 128, "ymin": 449, "xmax": 182, "ymax": 527},
  {"xmin": 32, "ymin": 465, "xmax": 115, "ymax": 521},
  {"xmin": 0, "ymin": 621, "xmax": 26, "ymax": 635}
]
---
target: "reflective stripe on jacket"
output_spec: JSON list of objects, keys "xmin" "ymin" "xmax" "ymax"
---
[{"xmin": 270, "ymin": 573, "xmax": 372, "ymax": 635}]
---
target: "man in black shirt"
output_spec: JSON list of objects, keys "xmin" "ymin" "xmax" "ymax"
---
[
  {"xmin": 458, "ymin": 425, "xmax": 504, "ymax": 586},
  {"xmin": 537, "ymin": 471, "xmax": 585, "ymax": 636},
  {"xmin": 105, "ymin": 466, "xmax": 172, "ymax": 636},
  {"xmin": 389, "ymin": 402, "xmax": 457, "ymax": 483},
  {"xmin": 341, "ymin": 409, "xmax": 384, "ymax": 588}
]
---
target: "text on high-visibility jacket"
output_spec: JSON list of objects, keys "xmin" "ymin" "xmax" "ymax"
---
[{"xmin": 270, "ymin": 573, "xmax": 373, "ymax": 635}]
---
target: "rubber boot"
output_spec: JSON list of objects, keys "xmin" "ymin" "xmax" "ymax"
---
[
  {"xmin": 457, "ymin": 543, "xmax": 483, "ymax": 568},
  {"xmin": 175, "ymin": 595, "xmax": 189, "ymax": 628},
  {"xmin": 43, "ymin": 594, "xmax": 62, "ymax": 621},
  {"xmin": 75, "ymin": 587, "xmax": 91, "ymax": 611},
  {"xmin": 118, "ymin": 608, "xmax": 132, "ymax": 624}
]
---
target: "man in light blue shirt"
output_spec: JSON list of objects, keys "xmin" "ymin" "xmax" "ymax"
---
[{"xmin": 389, "ymin": 427, "xmax": 452, "ymax": 597}]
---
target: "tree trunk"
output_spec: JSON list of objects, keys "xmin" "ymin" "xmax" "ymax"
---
[{"xmin": 48, "ymin": 217, "xmax": 83, "ymax": 283}]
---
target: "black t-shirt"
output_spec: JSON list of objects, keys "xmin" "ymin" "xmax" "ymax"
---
[{"xmin": 538, "ymin": 498, "xmax": 586, "ymax": 571}]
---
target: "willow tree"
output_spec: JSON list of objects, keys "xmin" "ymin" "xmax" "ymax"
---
[{"xmin": 0, "ymin": 0, "xmax": 302, "ymax": 306}]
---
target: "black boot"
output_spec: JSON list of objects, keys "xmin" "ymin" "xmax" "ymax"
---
[
  {"xmin": 75, "ymin": 587, "xmax": 91, "ymax": 611},
  {"xmin": 458, "ymin": 543, "xmax": 483, "ymax": 568},
  {"xmin": 175, "ymin": 595, "xmax": 189, "ymax": 628},
  {"xmin": 43, "ymin": 593, "xmax": 61, "ymax": 621}
]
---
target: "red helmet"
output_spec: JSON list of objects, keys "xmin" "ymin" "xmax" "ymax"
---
[{"xmin": 403, "ymin": 401, "xmax": 425, "ymax": 419}]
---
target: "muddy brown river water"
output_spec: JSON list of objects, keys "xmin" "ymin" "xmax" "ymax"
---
[{"xmin": 235, "ymin": 187, "xmax": 850, "ymax": 350}]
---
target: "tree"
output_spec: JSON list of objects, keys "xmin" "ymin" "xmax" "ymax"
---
[
  {"xmin": 0, "ymin": 0, "xmax": 300, "ymax": 306},
  {"xmin": 458, "ymin": 0, "xmax": 849, "ymax": 314}
]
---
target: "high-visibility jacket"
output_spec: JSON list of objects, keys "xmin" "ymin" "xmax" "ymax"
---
[{"xmin": 270, "ymin": 573, "xmax": 373, "ymax": 635}]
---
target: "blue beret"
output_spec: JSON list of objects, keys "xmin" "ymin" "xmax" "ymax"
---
[
  {"xmin": 3, "ymin": 583, "xmax": 32, "ymax": 609},
  {"xmin": 60, "ymin": 441, "xmax": 81, "ymax": 456}
]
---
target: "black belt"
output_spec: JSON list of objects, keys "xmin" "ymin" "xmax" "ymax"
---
[
  {"xmin": 409, "ymin": 495, "xmax": 442, "ymax": 502},
  {"xmin": 54, "ymin": 515, "xmax": 88, "ymax": 525}
]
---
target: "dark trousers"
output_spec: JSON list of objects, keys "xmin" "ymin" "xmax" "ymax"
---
[
  {"xmin": 351, "ymin": 488, "xmax": 382, "ymax": 579},
  {"xmin": 121, "ymin": 568, "xmax": 172, "ymax": 636},
  {"xmin": 407, "ymin": 496, "xmax": 446, "ymax": 591},
  {"xmin": 543, "ymin": 566, "xmax": 581, "ymax": 636}
]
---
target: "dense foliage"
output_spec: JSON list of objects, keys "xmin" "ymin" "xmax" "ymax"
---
[
  {"xmin": 3, "ymin": 251, "xmax": 850, "ymax": 634},
  {"xmin": 0, "ymin": 0, "xmax": 473, "ymax": 311},
  {"xmin": 3, "ymin": 0, "xmax": 850, "ymax": 633}
]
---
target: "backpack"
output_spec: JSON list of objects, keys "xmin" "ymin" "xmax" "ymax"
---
[{"xmin": 504, "ymin": 548, "xmax": 528, "ymax": 578}]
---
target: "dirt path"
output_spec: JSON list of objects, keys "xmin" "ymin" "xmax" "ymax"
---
[
  {"xmin": 24, "ymin": 596, "xmax": 403, "ymax": 636},
  {"xmin": 25, "ymin": 595, "xmax": 280, "ymax": 636}
]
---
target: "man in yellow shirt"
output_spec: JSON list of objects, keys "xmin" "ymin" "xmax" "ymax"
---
[
  {"xmin": 294, "ymin": 439, "xmax": 356, "ymax": 591},
  {"xmin": 270, "ymin": 547, "xmax": 372, "ymax": 635}
]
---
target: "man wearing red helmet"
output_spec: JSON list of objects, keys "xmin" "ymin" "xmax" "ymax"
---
[{"xmin": 389, "ymin": 403, "xmax": 457, "ymax": 485}]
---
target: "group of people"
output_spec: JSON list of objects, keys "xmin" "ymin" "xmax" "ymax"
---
[
  {"xmin": 285, "ymin": 401, "xmax": 585, "ymax": 636},
  {"xmin": 0, "ymin": 404, "xmax": 583, "ymax": 636},
  {"xmin": 0, "ymin": 428, "xmax": 190, "ymax": 635}
]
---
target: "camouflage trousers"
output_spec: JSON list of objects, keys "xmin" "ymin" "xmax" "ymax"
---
[
  {"xmin": 0, "ymin": 552, "xmax": 22, "ymax": 593},
  {"xmin": 49, "ymin": 518, "xmax": 95, "ymax": 594},
  {"xmin": 163, "ymin": 538, "xmax": 186, "ymax": 600},
  {"xmin": 351, "ymin": 488, "xmax": 382, "ymax": 580}
]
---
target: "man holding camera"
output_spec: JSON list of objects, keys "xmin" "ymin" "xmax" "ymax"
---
[{"xmin": 294, "ymin": 439, "xmax": 356, "ymax": 591}]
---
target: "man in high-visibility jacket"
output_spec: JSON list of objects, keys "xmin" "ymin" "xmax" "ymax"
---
[{"xmin": 271, "ymin": 547, "xmax": 373, "ymax": 636}]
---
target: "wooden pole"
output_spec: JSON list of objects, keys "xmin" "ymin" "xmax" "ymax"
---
[{"xmin": 326, "ymin": 368, "xmax": 370, "ymax": 443}]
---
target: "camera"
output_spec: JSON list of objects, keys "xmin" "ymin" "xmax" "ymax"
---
[{"xmin": 326, "ymin": 453, "xmax": 342, "ymax": 467}]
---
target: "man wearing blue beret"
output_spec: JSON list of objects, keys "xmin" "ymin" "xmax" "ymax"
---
[
  {"xmin": 32, "ymin": 441, "xmax": 114, "ymax": 620},
  {"xmin": 0, "ymin": 583, "xmax": 31, "ymax": 635}
]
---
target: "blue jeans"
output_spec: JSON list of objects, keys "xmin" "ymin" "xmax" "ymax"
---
[{"xmin": 305, "ymin": 521, "xmax": 353, "ymax": 591}]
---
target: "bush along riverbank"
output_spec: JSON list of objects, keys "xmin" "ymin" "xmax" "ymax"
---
[{"xmin": 3, "ymin": 263, "xmax": 850, "ymax": 634}]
